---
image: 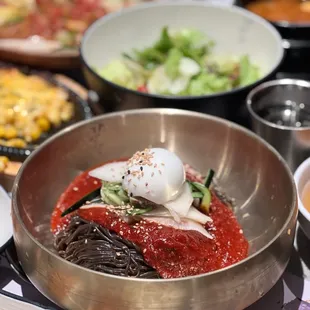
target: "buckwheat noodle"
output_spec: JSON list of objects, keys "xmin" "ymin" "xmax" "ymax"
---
[{"xmin": 55, "ymin": 216, "xmax": 160, "ymax": 278}]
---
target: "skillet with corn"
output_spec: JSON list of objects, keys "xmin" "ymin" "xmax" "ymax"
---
[{"xmin": 0, "ymin": 68, "xmax": 74, "ymax": 148}]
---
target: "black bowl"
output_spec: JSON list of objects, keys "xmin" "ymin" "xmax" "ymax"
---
[
  {"xmin": 0, "ymin": 63, "xmax": 93, "ymax": 161},
  {"xmin": 235, "ymin": 0, "xmax": 310, "ymax": 73},
  {"xmin": 235, "ymin": 0, "xmax": 310, "ymax": 40},
  {"xmin": 81, "ymin": 1, "xmax": 284, "ymax": 125}
]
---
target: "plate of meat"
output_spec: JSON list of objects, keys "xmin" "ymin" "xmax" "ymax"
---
[{"xmin": 0, "ymin": 0, "xmax": 152, "ymax": 68}]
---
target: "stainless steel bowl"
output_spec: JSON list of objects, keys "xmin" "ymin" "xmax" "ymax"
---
[
  {"xmin": 247, "ymin": 79, "xmax": 310, "ymax": 172},
  {"xmin": 12, "ymin": 109, "xmax": 297, "ymax": 310}
]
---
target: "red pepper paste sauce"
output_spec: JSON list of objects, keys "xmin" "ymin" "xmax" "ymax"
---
[{"xmin": 51, "ymin": 167, "xmax": 249, "ymax": 279}]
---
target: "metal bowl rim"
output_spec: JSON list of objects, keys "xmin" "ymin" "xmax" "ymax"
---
[
  {"xmin": 80, "ymin": 0, "xmax": 284, "ymax": 101},
  {"xmin": 12, "ymin": 108, "xmax": 297, "ymax": 283},
  {"xmin": 246, "ymin": 78, "xmax": 310, "ymax": 131}
]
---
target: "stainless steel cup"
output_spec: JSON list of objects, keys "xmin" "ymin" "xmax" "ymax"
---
[{"xmin": 247, "ymin": 79, "xmax": 310, "ymax": 172}]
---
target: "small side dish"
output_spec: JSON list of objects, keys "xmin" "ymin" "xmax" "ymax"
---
[
  {"xmin": 294, "ymin": 157, "xmax": 310, "ymax": 240},
  {"xmin": 97, "ymin": 27, "xmax": 261, "ymax": 96},
  {"xmin": 245, "ymin": 0, "xmax": 310, "ymax": 24},
  {"xmin": 51, "ymin": 148, "xmax": 249, "ymax": 279},
  {"xmin": 0, "ymin": 68, "xmax": 74, "ymax": 148}
]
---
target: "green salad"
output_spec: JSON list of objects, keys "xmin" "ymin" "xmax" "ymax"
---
[{"xmin": 97, "ymin": 27, "xmax": 261, "ymax": 96}]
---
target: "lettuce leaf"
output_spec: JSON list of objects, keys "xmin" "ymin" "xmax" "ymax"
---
[
  {"xmin": 188, "ymin": 73, "xmax": 232, "ymax": 96},
  {"xmin": 239, "ymin": 55, "xmax": 260, "ymax": 86},
  {"xmin": 164, "ymin": 48, "xmax": 183, "ymax": 79}
]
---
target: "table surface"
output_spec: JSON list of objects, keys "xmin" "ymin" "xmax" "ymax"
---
[{"xmin": 1, "ymin": 0, "xmax": 310, "ymax": 309}]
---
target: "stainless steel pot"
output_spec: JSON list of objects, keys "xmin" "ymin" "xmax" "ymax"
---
[{"xmin": 12, "ymin": 109, "xmax": 297, "ymax": 310}]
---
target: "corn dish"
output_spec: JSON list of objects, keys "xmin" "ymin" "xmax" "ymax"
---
[{"xmin": 0, "ymin": 68, "xmax": 74, "ymax": 148}]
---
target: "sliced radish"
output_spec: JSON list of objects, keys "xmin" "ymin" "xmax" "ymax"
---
[
  {"xmin": 88, "ymin": 161, "xmax": 127, "ymax": 183},
  {"xmin": 142, "ymin": 205, "xmax": 212, "ymax": 225},
  {"xmin": 186, "ymin": 206, "xmax": 212, "ymax": 224},
  {"xmin": 144, "ymin": 217, "xmax": 213, "ymax": 239},
  {"xmin": 80, "ymin": 203, "xmax": 106, "ymax": 210},
  {"xmin": 164, "ymin": 182, "xmax": 193, "ymax": 217}
]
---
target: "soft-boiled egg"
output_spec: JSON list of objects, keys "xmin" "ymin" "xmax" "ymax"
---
[
  {"xmin": 88, "ymin": 147, "xmax": 212, "ymax": 237},
  {"xmin": 122, "ymin": 148, "xmax": 185, "ymax": 205}
]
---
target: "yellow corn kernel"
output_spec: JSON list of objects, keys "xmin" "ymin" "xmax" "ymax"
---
[
  {"xmin": 0, "ymin": 162, "xmax": 5, "ymax": 173},
  {"xmin": 4, "ymin": 108, "xmax": 14, "ymax": 123},
  {"xmin": 36, "ymin": 117, "xmax": 50, "ymax": 131},
  {"xmin": 0, "ymin": 156, "xmax": 9, "ymax": 165},
  {"xmin": 13, "ymin": 114, "xmax": 28, "ymax": 129},
  {"xmin": 24, "ymin": 125, "xmax": 41, "ymax": 142},
  {"xmin": 0, "ymin": 139, "xmax": 7, "ymax": 147},
  {"xmin": 0, "ymin": 156, "xmax": 9, "ymax": 173},
  {"xmin": 6, "ymin": 138, "xmax": 27, "ymax": 148},
  {"xmin": 47, "ymin": 109, "xmax": 61, "ymax": 126},
  {"xmin": 0, "ymin": 126, "xmax": 5, "ymax": 138},
  {"xmin": 4, "ymin": 126, "xmax": 18, "ymax": 139},
  {"xmin": 60, "ymin": 104, "xmax": 74, "ymax": 122}
]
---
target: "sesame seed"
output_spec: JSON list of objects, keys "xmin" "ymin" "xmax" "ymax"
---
[
  {"xmin": 130, "ymin": 193, "xmax": 133, "ymax": 197},
  {"xmin": 122, "ymin": 176, "xmax": 125, "ymax": 179},
  {"xmin": 93, "ymin": 180, "xmax": 98, "ymax": 184},
  {"xmin": 140, "ymin": 166, "xmax": 143, "ymax": 171},
  {"xmin": 151, "ymin": 172, "xmax": 154, "ymax": 177},
  {"xmin": 73, "ymin": 187, "xmax": 79, "ymax": 191},
  {"xmin": 158, "ymin": 170, "xmax": 162, "ymax": 175},
  {"xmin": 143, "ymin": 249, "xmax": 147, "ymax": 253},
  {"xmin": 145, "ymin": 182, "xmax": 148, "ymax": 187},
  {"xmin": 128, "ymin": 170, "xmax": 131, "ymax": 174},
  {"xmin": 120, "ymin": 231, "xmax": 124, "ymax": 236}
]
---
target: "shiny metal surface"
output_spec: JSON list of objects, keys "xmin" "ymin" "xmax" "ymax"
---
[
  {"xmin": 12, "ymin": 109, "xmax": 297, "ymax": 310},
  {"xmin": 247, "ymin": 79, "xmax": 310, "ymax": 172}
]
